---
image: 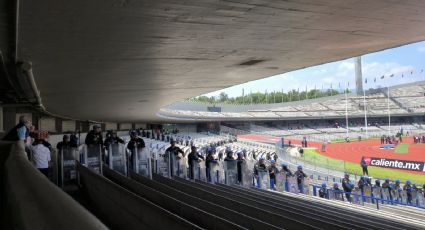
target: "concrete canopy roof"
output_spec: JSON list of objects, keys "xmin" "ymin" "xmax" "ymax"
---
[{"xmin": 17, "ymin": 0, "xmax": 425, "ymax": 122}]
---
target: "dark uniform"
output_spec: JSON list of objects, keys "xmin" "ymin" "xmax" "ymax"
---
[
  {"xmin": 188, "ymin": 147, "xmax": 204, "ymax": 179},
  {"xmin": 127, "ymin": 136, "xmax": 146, "ymax": 170},
  {"xmin": 342, "ymin": 176, "xmax": 354, "ymax": 202},
  {"xmin": 165, "ymin": 143, "xmax": 184, "ymax": 177}
]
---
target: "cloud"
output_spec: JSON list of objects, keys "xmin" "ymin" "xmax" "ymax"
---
[
  {"xmin": 417, "ymin": 46, "xmax": 425, "ymax": 53},
  {"xmin": 322, "ymin": 77, "xmax": 335, "ymax": 84},
  {"xmin": 362, "ymin": 62, "xmax": 414, "ymax": 79}
]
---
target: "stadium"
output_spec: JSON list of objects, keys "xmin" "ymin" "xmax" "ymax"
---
[
  {"xmin": 157, "ymin": 78, "xmax": 425, "ymax": 183},
  {"xmin": 1, "ymin": 1, "xmax": 425, "ymax": 229}
]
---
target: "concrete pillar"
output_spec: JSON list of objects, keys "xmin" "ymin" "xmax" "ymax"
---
[{"xmin": 355, "ymin": 56, "xmax": 363, "ymax": 95}]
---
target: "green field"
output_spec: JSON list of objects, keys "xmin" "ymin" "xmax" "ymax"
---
[
  {"xmin": 394, "ymin": 143, "xmax": 409, "ymax": 154},
  {"xmin": 302, "ymin": 148, "xmax": 425, "ymax": 184}
]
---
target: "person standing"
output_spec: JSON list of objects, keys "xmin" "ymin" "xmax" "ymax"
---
[
  {"xmin": 254, "ymin": 158, "xmax": 267, "ymax": 188},
  {"xmin": 268, "ymin": 160, "xmax": 279, "ymax": 190},
  {"xmin": 30, "ymin": 138, "xmax": 51, "ymax": 177},
  {"xmin": 85, "ymin": 125, "xmax": 103, "ymax": 146},
  {"xmin": 236, "ymin": 152, "xmax": 245, "ymax": 184},
  {"xmin": 342, "ymin": 173, "xmax": 354, "ymax": 202},
  {"xmin": 294, "ymin": 165, "xmax": 307, "ymax": 193},
  {"xmin": 2, "ymin": 115, "xmax": 30, "ymax": 141},
  {"xmin": 165, "ymin": 140, "xmax": 184, "ymax": 177},
  {"xmin": 403, "ymin": 180, "xmax": 413, "ymax": 205},
  {"xmin": 360, "ymin": 157, "xmax": 368, "ymax": 175},
  {"xmin": 127, "ymin": 131, "xmax": 146, "ymax": 170},
  {"xmin": 187, "ymin": 146, "xmax": 204, "ymax": 179}
]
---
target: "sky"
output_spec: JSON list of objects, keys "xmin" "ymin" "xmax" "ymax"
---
[{"xmin": 202, "ymin": 40, "xmax": 425, "ymax": 98}]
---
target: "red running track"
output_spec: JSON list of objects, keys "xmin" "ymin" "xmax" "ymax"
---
[{"xmin": 239, "ymin": 134, "xmax": 425, "ymax": 175}]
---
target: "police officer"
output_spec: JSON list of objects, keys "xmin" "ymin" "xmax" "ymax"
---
[
  {"xmin": 342, "ymin": 173, "xmax": 354, "ymax": 202},
  {"xmin": 294, "ymin": 165, "xmax": 307, "ymax": 193},
  {"xmin": 224, "ymin": 147, "xmax": 234, "ymax": 161},
  {"xmin": 332, "ymin": 182, "xmax": 343, "ymax": 200},
  {"xmin": 236, "ymin": 151, "xmax": 245, "ymax": 184},
  {"xmin": 393, "ymin": 179, "xmax": 402, "ymax": 201},
  {"xmin": 57, "ymin": 134, "xmax": 78, "ymax": 151},
  {"xmin": 165, "ymin": 140, "xmax": 184, "ymax": 177},
  {"xmin": 268, "ymin": 160, "xmax": 279, "ymax": 190},
  {"xmin": 127, "ymin": 131, "xmax": 146, "ymax": 170},
  {"xmin": 280, "ymin": 163, "xmax": 293, "ymax": 179},
  {"xmin": 104, "ymin": 130, "xmax": 124, "ymax": 147},
  {"xmin": 319, "ymin": 182, "xmax": 328, "ymax": 198},
  {"xmin": 85, "ymin": 125, "xmax": 103, "ymax": 146},
  {"xmin": 188, "ymin": 146, "xmax": 204, "ymax": 179},
  {"xmin": 403, "ymin": 180, "xmax": 413, "ymax": 205},
  {"xmin": 382, "ymin": 178, "xmax": 393, "ymax": 201},
  {"xmin": 205, "ymin": 148, "xmax": 217, "ymax": 182},
  {"xmin": 254, "ymin": 158, "xmax": 267, "ymax": 188}
]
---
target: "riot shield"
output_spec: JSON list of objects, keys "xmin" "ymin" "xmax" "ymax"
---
[
  {"xmin": 60, "ymin": 147, "xmax": 78, "ymax": 189},
  {"xmin": 303, "ymin": 177, "xmax": 311, "ymax": 195},
  {"xmin": 84, "ymin": 145, "xmax": 102, "ymax": 174},
  {"xmin": 372, "ymin": 187, "xmax": 383, "ymax": 203},
  {"xmin": 208, "ymin": 160, "xmax": 224, "ymax": 184},
  {"xmin": 108, "ymin": 143, "xmax": 127, "ymax": 175},
  {"xmin": 393, "ymin": 189, "xmax": 403, "ymax": 203},
  {"xmin": 224, "ymin": 160, "xmax": 238, "ymax": 185},
  {"xmin": 257, "ymin": 170, "xmax": 270, "ymax": 190},
  {"xmin": 381, "ymin": 187, "xmax": 392, "ymax": 204},
  {"xmin": 193, "ymin": 159, "xmax": 206, "ymax": 181},
  {"xmin": 329, "ymin": 189, "xmax": 345, "ymax": 201},
  {"xmin": 364, "ymin": 185, "xmax": 372, "ymax": 203},
  {"xmin": 287, "ymin": 176, "xmax": 299, "ymax": 194},
  {"xmin": 240, "ymin": 160, "xmax": 254, "ymax": 187},
  {"xmin": 133, "ymin": 147, "xmax": 152, "ymax": 179},
  {"xmin": 170, "ymin": 153, "xmax": 186, "ymax": 178},
  {"xmin": 415, "ymin": 192, "xmax": 424, "ymax": 207},
  {"xmin": 275, "ymin": 172, "xmax": 286, "ymax": 192}
]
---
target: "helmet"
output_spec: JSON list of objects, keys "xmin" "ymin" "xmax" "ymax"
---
[
  {"xmin": 385, "ymin": 178, "xmax": 390, "ymax": 183},
  {"xmin": 271, "ymin": 160, "xmax": 276, "ymax": 164},
  {"xmin": 395, "ymin": 179, "xmax": 400, "ymax": 183},
  {"xmin": 375, "ymin": 179, "xmax": 381, "ymax": 186},
  {"xmin": 333, "ymin": 182, "xmax": 338, "ymax": 187},
  {"xmin": 130, "ymin": 130, "xmax": 137, "ymax": 138},
  {"xmin": 259, "ymin": 157, "xmax": 265, "ymax": 161},
  {"xmin": 297, "ymin": 165, "xmax": 302, "ymax": 170},
  {"xmin": 321, "ymin": 182, "xmax": 327, "ymax": 188},
  {"xmin": 281, "ymin": 163, "xmax": 288, "ymax": 167},
  {"xmin": 406, "ymin": 180, "xmax": 411, "ymax": 184},
  {"xmin": 344, "ymin": 172, "xmax": 349, "ymax": 177}
]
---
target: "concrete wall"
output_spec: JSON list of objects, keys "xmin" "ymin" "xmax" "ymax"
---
[{"xmin": 1, "ymin": 141, "xmax": 107, "ymax": 230}]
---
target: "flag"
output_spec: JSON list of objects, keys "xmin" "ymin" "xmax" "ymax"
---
[
  {"xmin": 338, "ymin": 82, "xmax": 341, "ymax": 88},
  {"xmin": 421, "ymin": 69, "xmax": 423, "ymax": 73},
  {"xmin": 402, "ymin": 74, "xmax": 404, "ymax": 78},
  {"xmin": 390, "ymin": 74, "xmax": 394, "ymax": 77},
  {"xmin": 411, "ymin": 71, "xmax": 413, "ymax": 75},
  {"xmin": 365, "ymin": 78, "xmax": 367, "ymax": 84},
  {"xmin": 380, "ymin": 75, "xmax": 384, "ymax": 79},
  {"xmin": 374, "ymin": 77, "xmax": 376, "ymax": 82}
]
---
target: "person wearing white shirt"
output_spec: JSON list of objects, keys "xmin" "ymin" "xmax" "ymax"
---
[{"xmin": 30, "ymin": 139, "xmax": 51, "ymax": 177}]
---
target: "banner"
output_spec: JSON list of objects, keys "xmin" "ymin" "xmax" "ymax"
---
[{"xmin": 363, "ymin": 157, "xmax": 425, "ymax": 172}]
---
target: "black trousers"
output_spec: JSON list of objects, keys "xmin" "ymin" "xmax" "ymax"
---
[{"xmin": 362, "ymin": 167, "xmax": 368, "ymax": 175}]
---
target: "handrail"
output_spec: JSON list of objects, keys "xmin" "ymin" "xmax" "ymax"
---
[
  {"xmin": 2, "ymin": 141, "xmax": 107, "ymax": 230},
  {"xmin": 311, "ymin": 184, "xmax": 425, "ymax": 210}
]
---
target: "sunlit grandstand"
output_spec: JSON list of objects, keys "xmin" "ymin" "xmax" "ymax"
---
[{"xmin": 159, "ymin": 81, "xmax": 425, "ymax": 121}]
